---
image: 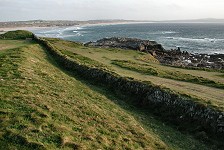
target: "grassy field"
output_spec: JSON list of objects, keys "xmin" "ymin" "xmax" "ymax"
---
[
  {"xmin": 0, "ymin": 33, "xmax": 218, "ymax": 149},
  {"xmin": 49, "ymin": 38, "xmax": 224, "ymax": 111},
  {"xmin": 111, "ymin": 59, "xmax": 224, "ymax": 89},
  {"xmin": 0, "ymin": 40, "xmax": 34, "ymax": 51},
  {"xmin": 1, "ymin": 43, "xmax": 168, "ymax": 149}
]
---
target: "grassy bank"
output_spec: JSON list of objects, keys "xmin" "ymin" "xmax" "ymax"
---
[
  {"xmin": 1, "ymin": 44, "xmax": 170, "ymax": 149},
  {"xmin": 0, "ymin": 30, "xmax": 34, "ymax": 40}
]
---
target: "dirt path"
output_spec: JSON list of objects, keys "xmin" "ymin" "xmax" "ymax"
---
[
  {"xmin": 152, "ymin": 63, "xmax": 224, "ymax": 84},
  {"xmin": 113, "ymin": 66, "xmax": 224, "ymax": 109},
  {"xmin": 0, "ymin": 46, "xmax": 12, "ymax": 51}
]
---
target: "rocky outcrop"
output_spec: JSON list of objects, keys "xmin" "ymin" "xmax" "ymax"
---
[
  {"xmin": 85, "ymin": 37, "xmax": 165, "ymax": 52},
  {"xmin": 86, "ymin": 37, "xmax": 224, "ymax": 71},
  {"xmin": 166, "ymin": 52, "xmax": 224, "ymax": 70}
]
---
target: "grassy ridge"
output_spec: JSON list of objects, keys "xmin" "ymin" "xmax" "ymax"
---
[
  {"xmin": 0, "ymin": 43, "xmax": 170, "ymax": 149},
  {"xmin": 112, "ymin": 60, "xmax": 224, "ymax": 89},
  {"xmin": 0, "ymin": 30, "xmax": 34, "ymax": 40}
]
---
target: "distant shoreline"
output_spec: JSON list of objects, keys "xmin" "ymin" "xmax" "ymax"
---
[
  {"xmin": 0, "ymin": 21, "xmax": 223, "ymax": 54},
  {"xmin": 1, "ymin": 20, "xmax": 223, "ymax": 34},
  {"xmin": 0, "ymin": 21, "xmax": 144, "ymax": 33},
  {"xmin": 0, "ymin": 21, "xmax": 151, "ymax": 35}
]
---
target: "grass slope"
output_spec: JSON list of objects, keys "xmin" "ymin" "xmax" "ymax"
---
[
  {"xmin": 0, "ymin": 44, "xmax": 168, "ymax": 149},
  {"xmin": 0, "ymin": 40, "xmax": 34, "ymax": 51},
  {"xmin": 0, "ymin": 44, "xmax": 167, "ymax": 149},
  {"xmin": 0, "ymin": 36, "xmax": 214, "ymax": 149}
]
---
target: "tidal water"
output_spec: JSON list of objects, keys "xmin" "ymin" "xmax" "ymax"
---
[{"xmin": 32, "ymin": 23, "xmax": 224, "ymax": 54}]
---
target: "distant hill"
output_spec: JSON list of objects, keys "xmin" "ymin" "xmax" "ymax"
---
[{"xmin": 155, "ymin": 18, "xmax": 224, "ymax": 23}]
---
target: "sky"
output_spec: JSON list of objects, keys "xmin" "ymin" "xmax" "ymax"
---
[{"xmin": 0, "ymin": 0, "xmax": 224, "ymax": 21}]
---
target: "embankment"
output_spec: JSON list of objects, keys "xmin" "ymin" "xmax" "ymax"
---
[{"xmin": 34, "ymin": 36, "xmax": 224, "ymax": 144}]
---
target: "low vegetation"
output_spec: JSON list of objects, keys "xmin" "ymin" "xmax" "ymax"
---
[
  {"xmin": 0, "ymin": 30, "xmax": 34, "ymax": 40},
  {"xmin": 1, "ymin": 31, "xmax": 223, "ymax": 149},
  {"xmin": 59, "ymin": 49, "xmax": 112, "ymax": 71},
  {"xmin": 112, "ymin": 60, "xmax": 224, "ymax": 89},
  {"xmin": 163, "ymin": 64, "xmax": 224, "ymax": 73}
]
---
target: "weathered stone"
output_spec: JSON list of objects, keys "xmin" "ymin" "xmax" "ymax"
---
[{"xmin": 84, "ymin": 37, "xmax": 165, "ymax": 52}]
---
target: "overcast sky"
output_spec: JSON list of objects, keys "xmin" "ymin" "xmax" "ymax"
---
[{"xmin": 0, "ymin": 0, "xmax": 224, "ymax": 21}]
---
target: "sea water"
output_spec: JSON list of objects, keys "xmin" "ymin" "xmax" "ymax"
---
[{"xmin": 32, "ymin": 23, "xmax": 224, "ymax": 54}]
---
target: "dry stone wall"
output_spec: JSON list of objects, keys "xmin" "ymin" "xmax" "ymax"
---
[{"xmin": 34, "ymin": 36, "xmax": 224, "ymax": 141}]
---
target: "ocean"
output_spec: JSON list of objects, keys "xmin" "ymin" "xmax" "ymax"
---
[{"xmin": 32, "ymin": 23, "xmax": 224, "ymax": 54}]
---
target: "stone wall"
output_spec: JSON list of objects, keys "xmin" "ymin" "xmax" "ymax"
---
[{"xmin": 34, "ymin": 36, "xmax": 224, "ymax": 142}]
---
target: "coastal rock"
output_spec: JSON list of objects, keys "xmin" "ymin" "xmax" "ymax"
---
[
  {"xmin": 85, "ymin": 37, "xmax": 224, "ymax": 70},
  {"xmin": 85, "ymin": 37, "xmax": 165, "ymax": 52}
]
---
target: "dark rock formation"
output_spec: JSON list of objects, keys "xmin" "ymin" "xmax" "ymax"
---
[
  {"xmin": 85, "ymin": 37, "xmax": 165, "ymax": 52},
  {"xmin": 167, "ymin": 52, "xmax": 224, "ymax": 70}
]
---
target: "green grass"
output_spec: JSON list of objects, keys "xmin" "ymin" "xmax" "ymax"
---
[
  {"xmin": 112, "ymin": 60, "xmax": 159, "ymax": 75},
  {"xmin": 163, "ymin": 63, "xmax": 224, "ymax": 73},
  {"xmin": 0, "ymin": 36, "xmax": 217, "ymax": 149},
  {"xmin": 0, "ymin": 43, "xmax": 168, "ymax": 149},
  {"xmin": 218, "ymin": 74, "xmax": 224, "ymax": 78},
  {"xmin": 0, "ymin": 30, "xmax": 34, "ymax": 40},
  {"xmin": 111, "ymin": 59, "xmax": 224, "ymax": 89},
  {"xmin": 0, "ymin": 40, "xmax": 35, "ymax": 51},
  {"xmin": 59, "ymin": 49, "xmax": 112, "ymax": 71},
  {"xmin": 85, "ymin": 84, "xmax": 215, "ymax": 150}
]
